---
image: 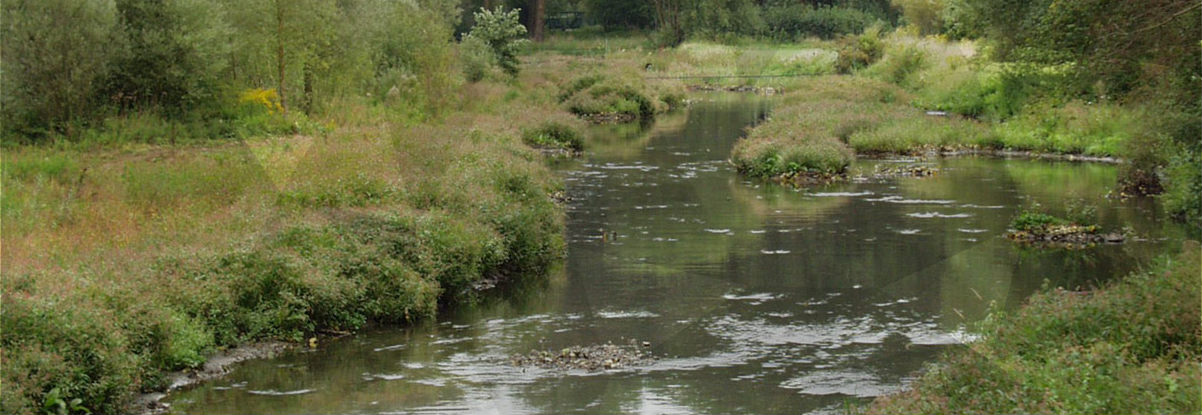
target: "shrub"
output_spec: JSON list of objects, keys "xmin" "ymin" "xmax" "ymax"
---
[
  {"xmin": 835, "ymin": 24, "xmax": 885, "ymax": 73},
  {"xmin": 1010, "ymin": 211, "xmax": 1064, "ymax": 232},
  {"xmin": 107, "ymin": 0, "xmax": 232, "ymax": 115},
  {"xmin": 865, "ymin": 41, "xmax": 927, "ymax": 87},
  {"xmin": 1164, "ymin": 144, "xmax": 1202, "ymax": 228},
  {"xmin": 559, "ymin": 75, "xmax": 672, "ymax": 122},
  {"xmin": 460, "ymin": 35, "xmax": 497, "ymax": 82},
  {"xmin": 522, "ymin": 121, "xmax": 584, "ymax": 151},
  {"xmin": 763, "ymin": 5, "xmax": 881, "ymax": 40},
  {"xmin": 466, "ymin": 7, "xmax": 528, "ymax": 77},
  {"xmin": 1117, "ymin": 132, "xmax": 1166, "ymax": 196},
  {"xmin": 0, "ymin": 0, "xmax": 119, "ymax": 135},
  {"xmin": 890, "ymin": 0, "xmax": 944, "ymax": 35}
]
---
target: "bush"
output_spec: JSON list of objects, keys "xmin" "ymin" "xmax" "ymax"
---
[
  {"xmin": 1, "ymin": 0, "xmax": 119, "ymax": 135},
  {"xmin": 466, "ymin": 7, "xmax": 528, "ymax": 77},
  {"xmin": 835, "ymin": 24, "xmax": 885, "ymax": 73},
  {"xmin": 1117, "ymin": 132, "xmax": 1166, "ymax": 196},
  {"xmin": 1, "ymin": 293, "xmax": 141, "ymax": 415},
  {"xmin": 890, "ymin": 0, "xmax": 944, "ymax": 35},
  {"xmin": 1010, "ymin": 211, "xmax": 1064, "ymax": 232},
  {"xmin": 1164, "ymin": 144, "xmax": 1202, "ymax": 228},
  {"xmin": 865, "ymin": 41, "xmax": 927, "ymax": 87},
  {"xmin": 559, "ymin": 75, "xmax": 673, "ymax": 122},
  {"xmin": 460, "ymin": 35, "xmax": 497, "ymax": 83},
  {"xmin": 763, "ymin": 5, "xmax": 881, "ymax": 40},
  {"xmin": 522, "ymin": 121, "xmax": 584, "ymax": 151},
  {"xmin": 107, "ymin": 0, "xmax": 232, "ymax": 115}
]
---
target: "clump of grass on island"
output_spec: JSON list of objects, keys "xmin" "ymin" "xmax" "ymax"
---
[
  {"xmin": 1006, "ymin": 205, "xmax": 1125, "ymax": 247},
  {"xmin": 869, "ymin": 242, "xmax": 1201, "ymax": 414},
  {"xmin": 558, "ymin": 74, "xmax": 683, "ymax": 124}
]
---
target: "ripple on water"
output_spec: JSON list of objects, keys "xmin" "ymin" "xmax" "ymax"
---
[
  {"xmin": 866, "ymin": 195, "xmax": 955, "ymax": 204},
  {"xmin": 779, "ymin": 371, "xmax": 902, "ymax": 398},
  {"xmin": 906, "ymin": 212, "xmax": 973, "ymax": 218},
  {"xmin": 246, "ymin": 389, "xmax": 315, "ymax": 396},
  {"xmin": 810, "ymin": 191, "xmax": 874, "ymax": 197},
  {"xmin": 595, "ymin": 310, "xmax": 661, "ymax": 319},
  {"xmin": 723, "ymin": 292, "xmax": 783, "ymax": 304}
]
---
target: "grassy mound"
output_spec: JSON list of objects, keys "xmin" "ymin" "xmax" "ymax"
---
[{"xmin": 558, "ymin": 74, "xmax": 682, "ymax": 123}]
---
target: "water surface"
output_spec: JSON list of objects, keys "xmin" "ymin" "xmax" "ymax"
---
[{"xmin": 168, "ymin": 94, "xmax": 1181, "ymax": 414}]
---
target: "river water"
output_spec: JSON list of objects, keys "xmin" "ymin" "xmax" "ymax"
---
[{"xmin": 168, "ymin": 94, "xmax": 1181, "ymax": 414}]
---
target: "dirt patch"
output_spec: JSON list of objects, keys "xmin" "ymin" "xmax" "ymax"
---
[{"xmin": 511, "ymin": 340, "xmax": 654, "ymax": 371}]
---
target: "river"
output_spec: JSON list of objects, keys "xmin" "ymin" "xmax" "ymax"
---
[{"xmin": 167, "ymin": 93, "xmax": 1181, "ymax": 414}]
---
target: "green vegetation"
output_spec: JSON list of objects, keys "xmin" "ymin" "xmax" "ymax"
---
[
  {"xmin": 1, "ymin": 0, "xmax": 461, "ymax": 143},
  {"xmin": 3, "ymin": 0, "xmax": 1199, "ymax": 412},
  {"xmin": 557, "ymin": 74, "xmax": 682, "ymax": 123},
  {"xmin": 1, "ymin": 104, "xmax": 571, "ymax": 413},
  {"xmin": 0, "ymin": 1, "xmax": 586, "ymax": 413},
  {"xmin": 0, "ymin": 111, "xmax": 568, "ymax": 413},
  {"xmin": 522, "ymin": 120, "xmax": 585, "ymax": 152},
  {"xmin": 464, "ymin": 7, "xmax": 530, "ymax": 78},
  {"xmin": 869, "ymin": 242, "xmax": 1201, "ymax": 414},
  {"xmin": 1010, "ymin": 212, "xmax": 1069, "ymax": 233}
]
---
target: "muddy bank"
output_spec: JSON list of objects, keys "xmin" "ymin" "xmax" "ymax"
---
[{"xmin": 134, "ymin": 342, "xmax": 293, "ymax": 414}]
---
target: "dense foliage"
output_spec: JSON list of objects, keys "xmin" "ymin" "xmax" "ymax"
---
[{"xmin": 1, "ymin": 0, "xmax": 462, "ymax": 142}]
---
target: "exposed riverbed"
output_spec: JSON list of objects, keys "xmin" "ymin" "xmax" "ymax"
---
[{"xmin": 166, "ymin": 94, "xmax": 1183, "ymax": 414}]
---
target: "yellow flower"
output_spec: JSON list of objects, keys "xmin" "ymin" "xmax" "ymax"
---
[{"xmin": 239, "ymin": 88, "xmax": 283, "ymax": 114}]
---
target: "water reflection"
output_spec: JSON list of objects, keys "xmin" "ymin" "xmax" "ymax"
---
[{"xmin": 168, "ymin": 93, "xmax": 1182, "ymax": 414}]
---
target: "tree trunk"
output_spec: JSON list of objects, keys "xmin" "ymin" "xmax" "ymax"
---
[
  {"xmin": 532, "ymin": 0, "xmax": 546, "ymax": 41},
  {"xmin": 276, "ymin": 0, "xmax": 287, "ymax": 113}
]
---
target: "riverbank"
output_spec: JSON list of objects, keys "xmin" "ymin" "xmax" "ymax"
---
[
  {"xmin": 868, "ymin": 241, "xmax": 1201, "ymax": 414},
  {"xmin": 0, "ymin": 80, "xmax": 580, "ymax": 413},
  {"xmin": 711, "ymin": 32, "xmax": 1198, "ymax": 230}
]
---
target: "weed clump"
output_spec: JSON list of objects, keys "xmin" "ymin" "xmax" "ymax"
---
[
  {"xmin": 522, "ymin": 121, "xmax": 583, "ymax": 153},
  {"xmin": 1006, "ymin": 208, "xmax": 1123, "ymax": 247},
  {"xmin": 558, "ymin": 75, "xmax": 681, "ymax": 123}
]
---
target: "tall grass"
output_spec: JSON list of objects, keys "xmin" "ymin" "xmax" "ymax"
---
[{"xmin": 0, "ymin": 73, "xmax": 574, "ymax": 414}]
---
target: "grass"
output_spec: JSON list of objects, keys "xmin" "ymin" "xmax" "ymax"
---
[
  {"xmin": 868, "ymin": 242, "xmax": 1201, "ymax": 414},
  {"xmin": 522, "ymin": 120, "xmax": 585, "ymax": 152},
  {"xmin": 731, "ymin": 32, "xmax": 1170, "ymax": 185},
  {"xmin": 731, "ymin": 75, "xmax": 993, "ymax": 179},
  {"xmin": 557, "ymin": 72, "xmax": 683, "ymax": 123},
  {"xmin": 1, "ymin": 65, "xmax": 580, "ymax": 414}
]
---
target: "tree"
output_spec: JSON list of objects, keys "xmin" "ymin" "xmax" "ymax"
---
[
  {"xmin": 466, "ymin": 6, "xmax": 529, "ymax": 76},
  {"xmin": 1, "ymin": 0, "xmax": 119, "ymax": 134},
  {"xmin": 108, "ymin": 0, "xmax": 231, "ymax": 115},
  {"xmin": 531, "ymin": 0, "xmax": 546, "ymax": 41}
]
